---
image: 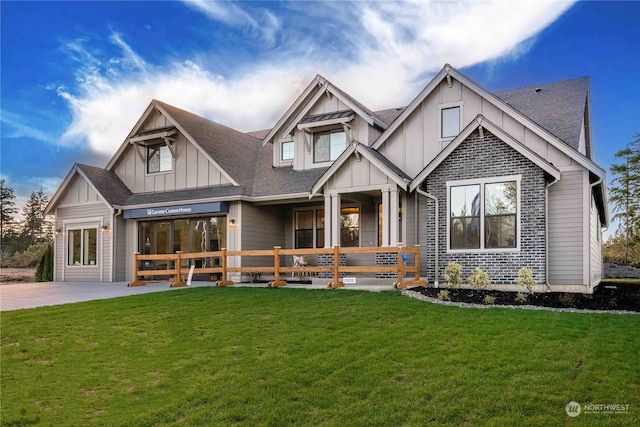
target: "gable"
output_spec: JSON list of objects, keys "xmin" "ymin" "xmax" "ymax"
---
[
  {"xmin": 55, "ymin": 173, "xmax": 102, "ymax": 206},
  {"xmin": 108, "ymin": 103, "xmax": 236, "ymax": 194},
  {"xmin": 311, "ymin": 142, "xmax": 411, "ymax": 196},
  {"xmin": 374, "ymin": 65, "xmax": 604, "ymax": 181}
]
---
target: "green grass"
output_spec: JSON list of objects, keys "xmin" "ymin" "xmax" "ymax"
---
[{"xmin": 2, "ymin": 288, "xmax": 639, "ymax": 426}]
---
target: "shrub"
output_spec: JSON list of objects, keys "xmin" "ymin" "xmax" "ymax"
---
[
  {"xmin": 516, "ymin": 267, "xmax": 535, "ymax": 293},
  {"xmin": 437, "ymin": 290, "xmax": 450, "ymax": 301},
  {"xmin": 515, "ymin": 292, "xmax": 528, "ymax": 303},
  {"xmin": 483, "ymin": 295, "xmax": 496, "ymax": 305},
  {"xmin": 468, "ymin": 268, "xmax": 490, "ymax": 289},
  {"xmin": 558, "ymin": 293, "xmax": 574, "ymax": 307},
  {"xmin": 35, "ymin": 243, "xmax": 53, "ymax": 282},
  {"xmin": 443, "ymin": 262, "xmax": 462, "ymax": 288}
]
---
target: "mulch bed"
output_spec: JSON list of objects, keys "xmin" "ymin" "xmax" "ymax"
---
[{"xmin": 408, "ymin": 282, "xmax": 640, "ymax": 312}]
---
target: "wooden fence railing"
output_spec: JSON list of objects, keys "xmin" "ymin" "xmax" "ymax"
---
[{"xmin": 128, "ymin": 244, "xmax": 426, "ymax": 289}]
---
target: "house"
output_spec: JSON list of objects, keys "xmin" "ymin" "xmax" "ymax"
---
[{"xmin": 45, "ymin": 64, "xmax": 608, "ymax": 293}]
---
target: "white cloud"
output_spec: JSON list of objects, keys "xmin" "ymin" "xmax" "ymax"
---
[
  {"xmin": 0, "ymin": 110, "xmax": 58, "ymax": 144},
  {"xmin": 57, "ymin": 0, "xmax": 576, "ymax": 156},
  {"xmin": 183, "ymin": 0, "xmax": 281, "ymax": 46}
]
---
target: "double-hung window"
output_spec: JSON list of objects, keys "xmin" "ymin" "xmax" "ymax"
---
[
  {"xmin": 313, "ymin": 130, "xmax": 346, "ymax": 163},
  {"xmin": 68, "ymin": 228, "xmax": 98, "ymax": 266},
  {"xmin": 448, "ymin": 177, "xmax": 519, "ymax": 251},
  {"xmin": 281, "ymin": 141, "xmax": 294, "ymax": 161},
  {"xmin": 147, "ymin": 143, "xmax": 172, "ymax": 174}
]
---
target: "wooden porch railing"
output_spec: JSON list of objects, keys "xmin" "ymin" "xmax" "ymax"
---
[{"xmin": 128, "ymin": 244, "xmax": 427, "ymax": 289}]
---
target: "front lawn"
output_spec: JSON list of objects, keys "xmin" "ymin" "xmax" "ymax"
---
[{"xmin": 2, "ymin": 288, "xmax": 638, "ymax": 426}]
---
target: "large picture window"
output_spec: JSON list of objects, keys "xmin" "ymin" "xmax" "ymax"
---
[
  {"xmin": 449, "ymin": 178, "xmax": 519, "ymax": 251},
  {"xmin": 313, "ymin": 130, "xmax": 346, "ymax": 163},
  {"xmin": 68, "ymin": 228, "xmax": 97, "ymax": 266},
  {"xmin": 147, "ymin": 143, "xmax": 172, "ymax": 174}
]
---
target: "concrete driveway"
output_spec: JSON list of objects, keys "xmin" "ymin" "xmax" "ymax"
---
[{"xmin": 1, "ymin": 281, "xmax": 397, "ymax": 311}]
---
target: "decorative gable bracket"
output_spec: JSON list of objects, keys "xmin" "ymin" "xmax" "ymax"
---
[{"xmin": 128, "ymin": 126, "xmax": 178, "ymax": 164}]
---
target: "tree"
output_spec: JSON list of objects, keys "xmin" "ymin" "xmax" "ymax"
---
[
  {"xmin": 0, "ymin": 179, "xmax": 18, "ymax": 240},
  {"xmin": 21, "ymin": 188, "xmax": 53, "ymax": 246},
  {"xmin": 609, "ymin": 133, "xmax": 640, "ymax": 264}
]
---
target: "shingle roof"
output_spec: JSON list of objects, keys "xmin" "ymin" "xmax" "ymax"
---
[
  {"xmin": 373, "ymin": 107, "xmax": 405, "ymax": 127},
  {"xmin": 356, "ymin": 143, "xmax": 412, "ymax": 182},
  {"xmin": 123, "ymin": 185, "xmax": 248, "ymax": 206},
  {"xmin": 71, "ymin": 73, "xmax": 592, "ymax": 208},
  {"xmin": 156, "ymin": 100, "xmax": 261, "ymax": 186},
  {"xmin": 250, "ymin": 142, "xmax": 329, "ymax": 198},
  {"xmin": 77, "ymin": 164, "xmax": 132, "ymax": 206},
  {"xmin": 493, "ymin": 77, "xmax": 589, "ymax": 150}
]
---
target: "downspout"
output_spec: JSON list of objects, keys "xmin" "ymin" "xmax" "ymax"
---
[
  {"xmin": 112, "ymin": 208, "xmax": 122, "ymax": 282},
  {"xmin": 545, "ymin": 178, "xmax": 559, "ymax": 292},
  {"xmin": 416, "ymin": 187, "xmax": 439, "ymax": 288}
]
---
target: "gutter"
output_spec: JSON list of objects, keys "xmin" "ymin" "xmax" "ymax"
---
[{"xmin": 416, "ymin": 187, "xmax": 439, "ymax": 287}]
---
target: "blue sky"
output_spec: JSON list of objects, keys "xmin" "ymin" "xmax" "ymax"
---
[{"xmin": 1, "ymin": 0, "xmax": 639, "ymax": 237}]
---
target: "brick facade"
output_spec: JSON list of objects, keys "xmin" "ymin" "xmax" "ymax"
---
[
  {"xmin": 418, "ymin": 129, "xmax": 548, "ymax": 285},
  {"xmin": 318, "ymin": 253, "xmax": 346, "ymax": 279}
]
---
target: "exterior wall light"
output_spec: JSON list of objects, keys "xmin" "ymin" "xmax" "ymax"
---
[
  {"xmin": 229, "ymin": 219, "xmax": 237, "ymax": 227},
  {"xmin": 55, "ymin": 228, "xmax": 63, "ymax": 236},
  {"xmin": 101, "ymin": 225, "xmax": 111, "ymax": 233}
]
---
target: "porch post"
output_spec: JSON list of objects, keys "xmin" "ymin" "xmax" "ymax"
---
[
  {"xmin": 382, "ymin": 189, "xmax": 390, "ymax": 246},
  {"xmin": 331, "ymin": 193, "xmax": 341, "ymax": 247},
  {"xmin": 389, "ymin": 188, "xmax": 399, "ymax": 245},
  {"xmin": 324, "ymin": 193, "xmax": 332, "ymax": 248}
]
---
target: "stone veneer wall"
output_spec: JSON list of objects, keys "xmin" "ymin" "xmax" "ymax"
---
[{"xmin": 418, "ymin": 129, "xmax": 548, "ymax": 285}]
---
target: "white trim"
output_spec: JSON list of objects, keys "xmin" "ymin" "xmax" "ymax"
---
[
  {"xmin": 446, "ymin": 175, "xmax": 522, "ymax": 254},
  {"xmin": 56, "ymin": 201, "xmax": 107, "ymax": 209}
]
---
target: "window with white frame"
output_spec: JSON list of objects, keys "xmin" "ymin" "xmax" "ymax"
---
[
  {"xmin": 147, "ymin": 143, "xmax": 172, "ymax": 173},
  {"xmin": 441, "ymin": 106, "xmax": 460, "ymax": 138},
  {"xmin": 449, "ymin": 177, "xmax": 519, "ymax": 251},
  {"xmin": 281, "ymin": 141, "xmax": 294, "ymax": 161},
  {"xmin": 68, "ymin": 228, "xmax": 98, "ymax": 266},
  {"xmin": 313, "ymin": 130, "xmax": 346, "ymax": 163}
]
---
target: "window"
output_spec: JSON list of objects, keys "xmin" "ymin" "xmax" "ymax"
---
[
  {"xmin": 314, "ymin": 130, "xmax": 346, "ymax": 163},
  {"xmin": 441, "ymin": 107, "xmax": 460, "ymax": 138},
  {"xmin": 450, "ymin": 185, "xmax": 480, "ymax": 249},
  {"xmin": 484, "ymin": 182, "xmax": 517, "ymax": 248},
  {"xmin": 293, "ymin": 207, "xmax": 359, "ymax": 248},
  {"xmin": 295, "ymin": 211, "xmax": 314, "ymax": 248},
  {"xmin": 68, "ymin": 228, "xmax": 97, "ymax": 266},
  {"xmin": 449, "ymin": 178, "xmax": 519, "ymax": 251},
  {"xmin": 147, "ymin": 144, "xmax": 172, "ymax": 173},
  {"xmin": 281, "ymin": 141, "xmax": 294, "ymax": 161},
  {"xmin": 340, "ymin": 207, "xmax": 359, "ymax": 247}
]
